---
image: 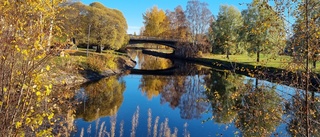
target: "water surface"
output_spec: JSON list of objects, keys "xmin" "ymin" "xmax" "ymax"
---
[{"xmin": 72, "ymin": 50, "xmax": 319, "ymax": 137}]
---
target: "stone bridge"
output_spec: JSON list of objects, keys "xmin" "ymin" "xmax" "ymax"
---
[{"xmin": 128, "ymin": 36, "xmax": 179, "ymax": 49}]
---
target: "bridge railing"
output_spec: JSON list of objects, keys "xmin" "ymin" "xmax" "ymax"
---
[
  {"xmin": 129, "ymin": 35, "xmax": 209, "ymax": 45},
  {"xmin": 129, "ymin": 35, "xmax": 180, "ymax": 42}
]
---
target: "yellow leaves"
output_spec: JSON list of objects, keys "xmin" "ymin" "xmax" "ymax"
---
[
  {"xmin": 34, "ymin": 40, "xmax": 41, "ymax": 50},
  {"xmin": 21, "ymin": 49, "xmax": 28, "ymax": 56},
  {"xmin": 46, "ymin": 65, "xmax": 50, "ymax": 71},
  {"xmin": 15, "ymin": 121, "xmax": 22, "ymax": 129},
  {"xmin": 44, "ymin": 84, "xmax": 52, "ymax": 96},
  {"xmin": 248, "ymin": 72, "xmax": 255, "ymax": 77},
  {"xmin": 47, "ymin": 113, "xmax": 54, "ymax": 120},
  {"xmin": 3, "ymin": 87, "xmax": 7, "ymax": 92},
  {"xmin": 33, "ymin": 114, "xmax": 44, "ymax": 126},
  {"xmin": 3, "ymin": 0, "xmax": 9, "ymax": 6},
  {"xmin": 22, "ymin": 84, "xmax": 28, "ymax": 90},
  {"xmin": 15, "ymin": 45, "xmax": 21, "ymax": 52},
  {"xmin": 26, "ymin": 118, "xmax": 31, "ymax": 124},
  {"xmin": 36, "ymin": 91, "xmax": 41, "ymax": 96}
]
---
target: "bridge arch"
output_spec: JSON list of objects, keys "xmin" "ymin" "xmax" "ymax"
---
[{"xmin": 128, "ymin": 36, "xmax": 178, "ymax": 49}]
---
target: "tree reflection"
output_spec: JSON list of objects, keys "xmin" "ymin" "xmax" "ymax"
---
[
  {"xmin": 140, "ymin": 56, "xmax": 171, "ymax": 70},
  {"xmin": 205, "ymin": 72, "xmax": 243, "ymax": 124},
  {"xmin": 138, "ymin": 60, "xmax": 211, "ymax": 119},
  {"xmin": 235, "ymin": 83, "xmax": 283, "ymax": 136},
  {"xmin": 139, "ymin": 50, "xmax": 172, "ymax": 99},
  {"xmin": 161, "ymin": 76, "xmax": 187, "ymax": 108},
  {"xmin": 178, "ymin": 75, "xmax": 210, "ymax": 119},
  {"xmin": 76, "ymin": 76, "xmax": 126, "ymax": 122},
  {"xmin": 286, "ymin": 93, "xmax": 320, "ymax": 136},
  {"xmin": 140, "ymin": 76, "xmax": 169, "ymax": 99},
  {"xmin": 205, "ymin": 71, "xmax": 283, "ymax": 136}
]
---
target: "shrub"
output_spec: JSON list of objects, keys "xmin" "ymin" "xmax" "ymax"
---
[{"xmin": 86, "ymin": 54, "xmax": 117, "ymax": 73}]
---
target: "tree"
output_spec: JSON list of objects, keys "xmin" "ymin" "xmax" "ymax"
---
[
  {"xmin": 185, "ymin": 0, "xmax": 213, "ymax": 43},
  {"xmin": 63, "ymin": 2, "xmax": 128, "ymax": 51},
  {"xmin": 142, "ymin": 6, "xmax": 170, "ymax": 37},
  {"xmin": 0, "ymin": 0, "xmax": 72, "ymax": 135},
  {"xmin": 287, "ymin": 0, "xmax": 320, "ymax": 68},
  {"xmin": 88, "ymin": 2, "xmax": 128, "ymax": 51},
  {"xmin": 166, "ymin": 5, "xmax": 190, "ymax": 39},
  {"xmin": 275, "ymin": 1, "xmax": 320, "ymax": 136},
  {"xmin": 58, "ymin": 2, "xmax": 87, "ymax": 45},
  {"xmin": 242, "ymin": 0, "xmax": 286, "ymax": 62},
  {"xmin": 209, "ymin": 5, "xmax": 243, "ymax": 58}
]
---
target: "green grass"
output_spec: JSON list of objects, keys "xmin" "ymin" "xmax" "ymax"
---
[
  {"xmin": 202, "ymin": 53, "xmax": 291, "ymax": 68},
  {"xmin": 201, "ymin": 53, "xmax": 320, "ymax": 73}
]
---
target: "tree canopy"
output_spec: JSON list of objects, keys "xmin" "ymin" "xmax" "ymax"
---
[
  {"xmin": 63, "ymin": 2, "xmax": 128, "ymax": 50},
  {"xmin": 209, "ymin": 5, "xmax": 243, "ymax": 57},
  {"xmin": 142, "ymin": 6, "xmax": 170, "ymax": 37},
  {"xmin": 186, "ymin": 0, "xmax": 213, "ymax": 43},
  {"xmin": 241, "ymin": 0, "xmax": 286, "ymax": 62}
]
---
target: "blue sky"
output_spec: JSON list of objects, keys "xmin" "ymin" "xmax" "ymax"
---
[{"xmin": 81, "ymin": 0, "xmax": 253, "ymax": 34}]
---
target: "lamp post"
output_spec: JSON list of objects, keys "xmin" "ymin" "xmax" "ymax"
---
[{"xmin": 87, "ymin": 24, "xmax": 92, "ymax": 57}]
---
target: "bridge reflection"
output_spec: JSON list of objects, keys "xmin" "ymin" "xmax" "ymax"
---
[{"xmin": 130, "ymin": 55, "xmax": 212, "ymax": 76}]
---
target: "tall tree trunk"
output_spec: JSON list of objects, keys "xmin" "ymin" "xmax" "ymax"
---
[
  {"xmin": 313, "ymin": 60, "xmax": 316, "ymax": 69},
  {"xmin": 47, "ymin": 1, "xmax": 54, "ymax": 49},
  {"xmin": 304, "ymin": 0, "xmax": 310, "ymax": 136},
  {"xmin": 226, "ymin": 49, "xmax": 230, "ymax": 59},
  {"xmin": 48, "ymin": 19, "xmax": 54, "ymax": 48},
  {"xmin": 87, "ymin": 24, "xmax": 91, "ymax": 57},
  {"xmin": 257, "ymin": 44, "xmax": 260, "ymax": 62},
  {"xmin": 96, "ymin": 45, "xmax": 102, "ymax": 53},
  {"xmin": 255, "ymin": 78, "xmax": 259, "ymax": 89},
  {"xmin": 312, "ymin": 54, "xmax": 316, "ymax": 69}
]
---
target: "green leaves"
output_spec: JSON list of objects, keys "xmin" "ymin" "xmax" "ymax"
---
[
  {"xmin": 209, "ymin": 5, "xmax": 243, "ymax": 55},
  {"xmin": 242, "ymin": 1, "xmax": 286, "ymax": 56}
]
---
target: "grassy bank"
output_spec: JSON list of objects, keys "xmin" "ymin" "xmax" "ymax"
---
[
  {"xmin": 202, "ymin": 53, "xmax": 320, "ymax": 73},
  {"xmin": 48, "ymin": 48, "xmax": 134, "ymax": 86}
]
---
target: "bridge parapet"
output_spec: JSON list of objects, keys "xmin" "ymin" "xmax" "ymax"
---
[
  {"xmin": 129, "ymin": 35, "xmax": 180, "ymax": 42},
  {"xmin": 128, "ymin": 35, "xmax": 210, "ymax": 53}
]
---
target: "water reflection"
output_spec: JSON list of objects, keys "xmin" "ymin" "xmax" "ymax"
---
[
  {"xmin": 128, "ymin": 49, "xmax": 172, "ymax": 70},
  {"xmin": 286, "ymin": 93, "xmax": 320, "ymax": 136},
  {"xmin": 73, "ymin": 49, "xmax": 320, "ymax": 136},
  {"xmin": 139, "ymin": 71, "xmax": 210, "ymax": 119},
  {"xmin": 235, "ymin": 84, "xmax": 283, "ymax": 136},
  {"xmin": 204, "ymin": 71, "xmax": 284, "ymax": 136},
  {"xmin": 76, "ymin": 75, "xmax": 126, "ymax": 122},
  {"xmin": 205, "ymin": 72, "xmax": 244, "ymax": 124}
]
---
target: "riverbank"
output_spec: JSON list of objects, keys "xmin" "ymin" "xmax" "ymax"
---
[{"xmin": 47, "ymin": 49, "xmax": 136, "ymax": 86}]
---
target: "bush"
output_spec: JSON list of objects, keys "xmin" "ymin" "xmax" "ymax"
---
[{"xmin": 86, "ymin": 54, "xmax": 117, "ymax": 73}]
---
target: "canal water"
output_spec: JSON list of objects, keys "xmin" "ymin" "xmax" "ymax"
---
[{"xmin": 71, "ymin": 50, "xmax": 319, "ymax": 137}]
